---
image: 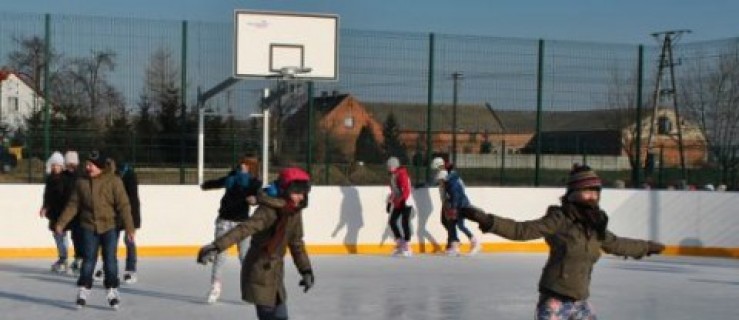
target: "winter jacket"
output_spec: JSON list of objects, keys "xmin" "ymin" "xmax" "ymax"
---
[
  {"xmin": 41, "ymin": 171, "xmax": 75, "ymax": 231},
  {"xmin": 479, "ymin": 204, "xmax": 651, "ymax": 300},
  {"xmin": 56, "ymin": 171, "xmax": 135, "ymax": 235},
  {"xmin": 117, "ymin": 164, "xmax": 141, "ymax": 229},
  {"xmin": 213, "ymin": 191, "xmax": 312, "ymax": 307},
  {"xmin": 444, "ymin": 170, "xmax": 471, "ymax": 209},
  {"xmin": 202, "ymin": 170, "xmax": 262, "ymax": 222},
  {"xmin": 388, "ymin": 166, "xmax": 411, "ymax": 208}
]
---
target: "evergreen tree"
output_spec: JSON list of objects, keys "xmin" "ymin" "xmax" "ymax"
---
[
  {"xmin": 355, "ymin": 125, "xmax": 383, "ymax": 164},
  {"xmin": 381, "ymin": 112, "xmax": 408, "ymax": 164}
]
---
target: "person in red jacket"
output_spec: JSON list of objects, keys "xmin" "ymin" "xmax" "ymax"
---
[{"xmin": 386, "ymin": 156, "xmax": 413, "ymax": 257}]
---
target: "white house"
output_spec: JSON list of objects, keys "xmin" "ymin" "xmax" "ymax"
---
[{"xmin": 0, "ymin": 71, "xmax": 45, "ymax": 132}]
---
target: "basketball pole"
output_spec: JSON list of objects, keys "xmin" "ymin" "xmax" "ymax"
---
[{"xmin": 196, "ymin": 77, "xmax": 241, "ymax": 186}]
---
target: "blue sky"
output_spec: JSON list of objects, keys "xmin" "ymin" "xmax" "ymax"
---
[{"xmin": 4, "ymin": 0, "xmax": 738, "ymax": 44}]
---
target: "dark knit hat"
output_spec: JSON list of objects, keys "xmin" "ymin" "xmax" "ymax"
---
[
  {"xmin": 87, "ymin": 150, "xmax": 108, "ymax": 169},
  {"xmin": 567, "ymin": 163, "xmax": 602, "ymax": 192}
]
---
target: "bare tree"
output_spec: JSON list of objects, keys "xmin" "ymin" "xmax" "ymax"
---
[
  {"xmin": 680, "ymin": 42, "xmax": 739, "ymax": 185},
  {"xmin": 6, "ymin": 35, "xmax": 58, "ymax": 92},
  {"xmin": 68, "ymin": 49, "xmax": 118, "ymax": 121}
]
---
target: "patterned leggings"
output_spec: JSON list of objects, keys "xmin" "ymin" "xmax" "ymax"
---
[{"xmin": 536, "ymin": 294, "xmax": 597, "ymax": 320}]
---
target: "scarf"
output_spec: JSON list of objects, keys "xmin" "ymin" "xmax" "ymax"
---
[{"xmin": 263, "ymin": 201, "xmax": 299, "ymax": 257}]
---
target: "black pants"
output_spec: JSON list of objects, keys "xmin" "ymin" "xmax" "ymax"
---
[{"xmin": 388, "ymin": 205, "xmax": 412, "ymax": 241}]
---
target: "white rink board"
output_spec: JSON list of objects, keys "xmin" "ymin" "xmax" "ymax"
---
[{"xmin": 2, "ymin": 184, "xmax": 738, "ymax": 249}]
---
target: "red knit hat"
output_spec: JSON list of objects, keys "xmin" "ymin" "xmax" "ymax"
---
[
  {"xmin": 278, "ymin": 167, "xmax": 311, "ymax": 194},
  {"xmin": 567, "ymin": 164, "xmax": 602, "ymax": 192}
]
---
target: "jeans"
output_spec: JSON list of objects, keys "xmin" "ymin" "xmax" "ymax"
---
[
  {"xmin": 118, "ymin": 230, "xmax": 137, "ymax": 272},
  {"xmin": 52, "ymin": 231, "xmax": 68, "ymax": 262},
  {"xmin": 211, "ymin": 218, "xmax": 249, "ymax": 283},
  {"xmin": 256, "ymin": 302, "xmax": 289, "ymax": 320},
  {"xmin": 78, "ymin": 228, "xmax": 120, "ymax": 289},
  {"xmin": 388, "ymin": 205, "xmax": 412, "ymax": 241},
  {"xmin": 455, "ymin": 217, "xmax": 473, "ymax": 239},
  {"xmin": 443, "ymin": 217, "xmax": 459, "ymax": 245}
]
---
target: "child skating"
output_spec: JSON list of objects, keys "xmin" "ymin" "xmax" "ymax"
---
[
  {"xmin": 197, "ymin": 167, "xmax": 314, "ymax": 320},
  {"xmin": 464, "ymin": 164, "xmax": 665, "ymax": 319}
]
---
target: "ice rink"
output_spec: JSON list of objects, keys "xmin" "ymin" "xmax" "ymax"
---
[{"xmin": 0, "ymin": 253, "xmax": 737, "ymax": 319}]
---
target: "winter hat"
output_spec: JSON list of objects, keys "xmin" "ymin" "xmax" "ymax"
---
[
  {"xmin": 566, "ymin": 163, "xmax": 602, "ymax": 193},
  {"xmin": 278, "ymin": 167, "xmax": 311, "ymax": 194},
  {"xmin": 48, "ymin": 151, "xmax": 65, "ymax": 166},
  {"xmin": 387, "ymin": 157, "xmax": 400, "ymax": 171},
  {"xmin": 45, "ymin": 151, "xmax": 65, "ymax": 174},
  {"xmin": 64, "ymin": 150, "xmax": 79, "ymax": 165},
  {"xmin": 87, "ymin": 150, "xmax": 108, "ymax": 169},
  {"xmin": 431, "ymin": 157, "xmax": 445, "ymax": 169}
]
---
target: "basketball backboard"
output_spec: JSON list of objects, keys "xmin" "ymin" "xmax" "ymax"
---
[{"xmin": 234, "ymin": 10, "xmax": 339, "ymax": 80}]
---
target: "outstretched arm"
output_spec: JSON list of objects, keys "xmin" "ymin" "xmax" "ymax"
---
[
  {"xmin": 213, "ymin": 207, "xmax": 276, "ymax": 251},
  {"xmin": 601, "ymin": 231, "xmax": 665, "ymax": 258},
  {"xmin": 465, "ymin": 206, "xmax": 565, "ymax": 241}
]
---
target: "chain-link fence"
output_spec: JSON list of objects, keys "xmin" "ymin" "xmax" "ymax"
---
[{"xmin": 0, "ymin": 12, "xmax": 737, "ymax": 188}]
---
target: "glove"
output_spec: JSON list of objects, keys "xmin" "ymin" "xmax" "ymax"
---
[
  {"xmin": 444, "ymin": 208, "xmax": 458, "ymax": 220},
  {"xmin": 464, "ymin": 208, "xmax": 495, "ymax": 232},
  {"xmin": 196, "ymin": 243, "xmax": 219, "ymax": 265},
  {"xmin": 299, "ymin": 270, "xmax": 314, "ymax": 293},
  {"xmin": 385, "ymin": 202, "xmax": 392, "ymax": 214},
  {"xmin": 646, "ymin": 241, "xmax": 665, "ymax": 256}
]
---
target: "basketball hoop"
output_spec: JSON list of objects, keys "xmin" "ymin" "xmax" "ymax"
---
[{"xmin": 267, "ymin": 66, "xmax": 313, "ymax": 80}]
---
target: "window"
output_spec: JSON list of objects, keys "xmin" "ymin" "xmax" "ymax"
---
[
  {"xmin": 657, "ymin": 116, "xmax": 672, "ymax": 135},
  {"xmin": 343, "ymin": 116, "xmax": 354, "ymax": 128},
  {"xmin": 8, "ymin": 97, "xmax": 18, "ymax": 111}
]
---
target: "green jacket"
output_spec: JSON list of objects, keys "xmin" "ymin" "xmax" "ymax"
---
[
  {"xmin": 213, "ymin": 193, "xmax": 312, "ymax": 307},
  {"xmin": 56, "ymin": 171, "xmax": 134, "ymax": 235},
  {"xmin": 484, "ymin": 205, "xmax": 651, "ymax": 300}
]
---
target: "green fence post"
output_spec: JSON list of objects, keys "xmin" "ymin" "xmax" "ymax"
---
[
  {"xmin": 633, "ymin": 45, "xmax": 644, "ymax": 188},
  {"xmin": 43, "ymin": 13, "xmax": 51, "ymax": 161},
  {"xmin": 179, "ymin": 20, "xmax": 188, "ymax": 184},
  {"xmin": 535, "ymin": 39, "xmax": 544, "ymax": 186},
  {"xmin": 500, "ymin": 139, "xmax": 506, "ymax": 185},
  {"xmin": 425, "ymin": 33, "xmax": 435, "ymax": 185}
]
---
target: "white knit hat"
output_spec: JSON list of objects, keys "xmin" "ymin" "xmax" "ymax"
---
[
  {"xmin": 431, "ymin": 157, "xmax": 445, "ymax": 169},
  {"xmin": 64, "ymin": 150, "xmax": 79, "ymax": 165},
  {"xmin": 45, "ymin": 151, "xmax": 65, "ymax": 174},
  {"xmin": 386, "ymin": 157, "xmax": 400, "ymax": 170}
]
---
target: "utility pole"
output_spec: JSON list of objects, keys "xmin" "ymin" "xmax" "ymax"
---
[
  {"xmin": 451, "ymin": 71, "xmax": 463, "ymax": 164},
  {"xmin": 646, "ymin": 30, "xmax": 690, "ymax": 183}
]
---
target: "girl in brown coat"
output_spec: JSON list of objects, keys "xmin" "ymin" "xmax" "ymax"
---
[
  {"xmin": 197, "ymin": 167, "xmax": 314, "ymax": 320},
  {"xmin": 465, "ymin": 164, "xmax": 666, "ymax": 320}
]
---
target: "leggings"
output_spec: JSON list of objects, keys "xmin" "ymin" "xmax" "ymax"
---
[
  {"xmin": 536, "ymin": 294, "xmax": 597, "ymax": 320},
  {"xmin": 388, "ymin": 205, "xmax": 412, "ymax": 241}
]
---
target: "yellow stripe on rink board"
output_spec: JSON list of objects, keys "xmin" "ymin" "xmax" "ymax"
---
[{"xmin": 1, "ymin": 244, "xmax": 737, "ymax": 259}]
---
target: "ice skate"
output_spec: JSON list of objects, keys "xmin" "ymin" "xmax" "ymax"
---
[
  {"xmin": 123, "ymin": 271, "xmax": 137, "ymax": 284},
  {"xmin": 70, "ymin": 258, "xmax": 82, "ymax": 276},
  {"xmin": 469, "ymin": 237, "xmax": 481, "ymax": 255},
  {"xmin": 75, "ymin": 287, "xmax": 90, "ymax": 309},
  {"xmin": 391, "ymin": 239, "xmax": 404, "ymax": 257},
  {"xmin": 206, "ymin": 280, "xmax": 221, "ymax": 304},
  {"xmin": 106, "ymin": 288, "xmax": 120, "ymax": 310},
  {"xmin": 51, "ymin": 260, "xmax": 68, "ymax": 274},
  {"xmin": 401, "ymin": 241, "xmax": 413, "ymax": 257},
  {"xmin": 446, "ymin": 242, "xmax": 461, "ymax": 257}
]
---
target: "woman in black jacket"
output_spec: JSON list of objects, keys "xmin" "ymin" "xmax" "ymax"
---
[
  {"xmin": 40, "ymin": 151, "xmax": 75, "ymax": 273},
  {"xmin": 200, "ymin": 157, "xmax": 262, "ymax": 304}
]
